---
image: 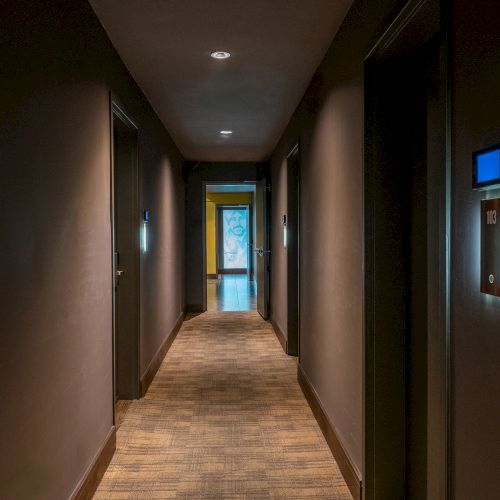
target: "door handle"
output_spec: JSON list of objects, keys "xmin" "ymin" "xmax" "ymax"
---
[
  {"xmin": 254, "ymin": 248, "xmax": 271, "ymax": 257},
  {"xmin": 116, "ymin": 269, "xmax": 125, "ymax": 277}
]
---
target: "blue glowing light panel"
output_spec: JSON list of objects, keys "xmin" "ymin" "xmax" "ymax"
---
[
  {"xmin": 474, "ymin": 146, "xmax": 500, "ymax": 188},
  {"xmin": 222, "ymin": 208, "xmax": 248, "ymax": 269}
]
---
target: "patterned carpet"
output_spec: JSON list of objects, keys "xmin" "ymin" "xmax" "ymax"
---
[{"xmin": 94, "ymin": 311, "xmax": 352, "ymax": 499}]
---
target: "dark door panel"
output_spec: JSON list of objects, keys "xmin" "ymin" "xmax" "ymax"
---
[
  {"xmin": 112, "ymin": 103, "xmax": 140, "ymax": 401},
  {"xmin": 256, "ymin": 180, "xmax": 269, "ymax": 319}
]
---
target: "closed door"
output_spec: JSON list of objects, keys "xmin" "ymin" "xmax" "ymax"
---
[
  {"xmin": 255, "ymin": 180, "xmax": 269, "ymax": 319},
  {"xmin": 112, "ymin": 105, "xmax": 140, "ymax": 401},
  {"xmin": 363, "ymin": 4, "xmax": 447, "ymax": 497},
  {"xmin": 287, "ymin": 144, "xmax": 300, "ymax": 356}
]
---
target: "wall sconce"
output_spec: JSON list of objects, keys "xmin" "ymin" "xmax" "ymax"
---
[
  {"xmin": 141, "ymin": 209, "xmax": 150, "ymax": 253},
  {"xmin": 282, "ymin": 214, "xmax": 288, "ymax": 248}
]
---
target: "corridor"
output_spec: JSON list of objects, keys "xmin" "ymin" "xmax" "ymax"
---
[
  {"xmin": 95, "ymin": 312, "xmax": 352, "ymax": 499},
  {"xmin": 5, "ymin": 0, "xmax": 500, "ymax": 498}
]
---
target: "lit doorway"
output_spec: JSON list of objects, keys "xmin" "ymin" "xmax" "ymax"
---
[{"xmin": 205, "ymin": 184, "xmax": 257, "ymax": 311}]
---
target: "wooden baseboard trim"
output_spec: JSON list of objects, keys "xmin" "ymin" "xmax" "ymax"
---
[
  {"xmin": 70, "ymin": 426, "xmax": 116, "ymax": 500},
  {"xmin": 270, "ymin": 317, "xmax": 287, "ymax": 353},
  {"xmin": 297, "ymin": 364, "xmax": 362, "ymax": 500},
  {"xmin": 187, "ymin": 304, "xmax": 204, "ymax": 313},
  {"xmin": 140, "ymin": 311, "xmax": 185, "ymax": 397}
]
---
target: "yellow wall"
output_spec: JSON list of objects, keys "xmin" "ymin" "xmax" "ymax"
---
[
  {"xmin": 206, "ymin": 200, "xmax": 216, "ymax": 275},
  {"xmin": 206, "ymin": 192, "xmax": 253, "ymax": 275}
]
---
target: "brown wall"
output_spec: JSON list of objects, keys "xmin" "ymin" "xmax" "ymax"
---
[
  {"xmin": 270, "ymin": 157, "xmax": 288, "ymax": 337},
  {"xmin": 139, "ymin": 139, "xmax": 185, "ymax": 377},
  {"xmin": 271, "ymin": 0, "xmax": 500, "ymax": 493},
  {"xmin": 0, "ymin": 1, "xmax": 184, "ymax": 498},
  {"xmin": 451, "ymin": 2, "xmax": 500, "ymax": 498},
  {"xmin": 269, "ymin": 0, "xmax": 403, "ymax": 476}
]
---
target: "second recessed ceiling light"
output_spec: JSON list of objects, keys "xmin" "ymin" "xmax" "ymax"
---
[{"xmin": 211, "ymin": 51, "xmax": 231, "ymax": 60}]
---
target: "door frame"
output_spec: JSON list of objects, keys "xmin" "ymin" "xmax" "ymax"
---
[
  {"xmin": 203, "ymin": 181, "xmax": 258, "ymax": 308},
  {"xmin": 363, "ymin": 0, "xmax": 451, "ymax": 498},
  {"xmin": 110, "ymin": 95, "xmax": 141, "ymax": 416},
  {"xmin": 255, "ymin": 178, "xmax": 271, "ymax": 319}
]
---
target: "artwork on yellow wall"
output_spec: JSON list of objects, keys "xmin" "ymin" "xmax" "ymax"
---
[
  {"xmin": 221, "ymin": 207, "xmax": 249, "ymax": 269},
  {"xmin": 205, "ymin": 192, "xmax": 253, "ymax": 276}
]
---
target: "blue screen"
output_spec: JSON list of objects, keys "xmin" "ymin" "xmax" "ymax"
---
[
  {"xmin": 476, "ymin": 149, "xmax": 500, "ymax": 184},
  {"xmin": 222, "ymin": 209, "xmax": 248, "ymax": 269}
]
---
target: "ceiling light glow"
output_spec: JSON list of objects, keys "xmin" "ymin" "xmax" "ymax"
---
[{"xmin": 211, "ymin": 51, "xmax": 231, "ymax": 60}]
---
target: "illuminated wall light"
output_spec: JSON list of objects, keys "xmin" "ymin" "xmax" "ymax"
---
[
  {"xmin": 282, "ymin": 214, "xmax": 288, "ymax": 248},
  {"xmin": 141, "ymin": 209, "xmax": 150, "ymax": 253},
  {"xmin": 220, "ymin": 130, "xmax": 233, "ymax": 136},
  {"xmin": 141, "ymin": 222, "xmax": 148, "ymax": 253}
]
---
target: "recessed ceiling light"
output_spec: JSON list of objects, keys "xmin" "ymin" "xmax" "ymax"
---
[
  {"xmin": 211, "ymin": 51, "xmax": 231, "ymax": 60},
  {"xmin": 220, "ymin": 130, "xmax": 233, "ymax": 136}
]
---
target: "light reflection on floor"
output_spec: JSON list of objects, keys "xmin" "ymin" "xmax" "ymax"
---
[{"xmin": 207, "ymin": 274, "xmax": 257, "ymax": 311}]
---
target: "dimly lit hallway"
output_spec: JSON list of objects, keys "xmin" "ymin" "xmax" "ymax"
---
[
  {"xmin": 95, "ymin": 312, "xmax": 352, "ymax": 499},
  {"xmin": 4, "ymin": 0, "xmax": 500, "ymax": 498}
]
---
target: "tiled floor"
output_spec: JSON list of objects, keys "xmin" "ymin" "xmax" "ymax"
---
[
  {"xmin": 94, "ymin": 311, "xmax": 352, "ymax": 499},
  {"xmin": 207, "ymin": 274, "xmax": 257, "ymax": 311}
]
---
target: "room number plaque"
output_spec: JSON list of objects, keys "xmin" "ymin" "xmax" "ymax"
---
[{"xmin": 481, "ymin": 198, "xmax": 500, "ymax": 296}]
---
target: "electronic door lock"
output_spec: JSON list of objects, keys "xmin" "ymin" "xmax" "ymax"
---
[{"xmin": 254, "ymin": 248, "xmax": 270, "ymax": 257}]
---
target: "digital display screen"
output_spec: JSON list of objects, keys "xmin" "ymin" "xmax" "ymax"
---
[
  {"xmin": 474, "ymin": 146, "xmax": 500, "ymax": 189},
  {"xmin": 222, "ymin": 208, "xmax": 248, "ymax": 269}
]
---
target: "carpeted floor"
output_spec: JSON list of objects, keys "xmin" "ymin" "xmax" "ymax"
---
[{"xmin": 94, "ymin": 311, "xmax": 352, "ymax": 499}]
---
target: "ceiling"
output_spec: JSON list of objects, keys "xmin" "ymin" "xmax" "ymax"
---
[{"xmin": 89, "ymin": 0, "xmax": 353, "ymax": 162}]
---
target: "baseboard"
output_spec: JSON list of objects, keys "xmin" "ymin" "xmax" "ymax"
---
[
  {"xmin": 297, "ymin": 365, "xmax": 362, "ymax": 500},
  {"xmin": 140, "ymin": 311, "xmax": 185, "ymax": 397},
  {"xmin": 70, "ymin": 426, "xmax": 116, "ymax": 500},
  {"xmin": 187, "ymin": 303, "xmax": 204, "ymax": 313},
  {"xmin": 207, "ymin": 273, "xmax": 218, "ymax": 279},
  {"xmin": 270, "ymin": 317, "xmax": 287, "ymax": 353}
]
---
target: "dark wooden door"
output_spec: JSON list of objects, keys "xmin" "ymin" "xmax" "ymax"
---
[
  {"xmin": 112, "ymin": 107, "xmax": 140, "ymax": 401},
  {"xmin": 287, "ymin": 145, "xmax": 299, "ymax": 356},
  {"xmin": 255, "ymin": 180, "xmax": 269, "ymax": 319},
  {"xmin": 364, "ymin": 2, "xmax": 447, "ymax": 497}
]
